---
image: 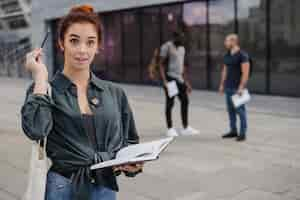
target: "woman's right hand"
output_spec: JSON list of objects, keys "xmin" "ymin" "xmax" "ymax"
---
[{"xmin": 25, "ymin": 48, "xmax": 48, "ymax": 82}]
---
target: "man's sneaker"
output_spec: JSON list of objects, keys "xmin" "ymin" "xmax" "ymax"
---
[
  {"xmin": 181, "ymin": 126, "xmax": 200, "ymax": 136},
  {"xmin": 166, "ymin": 128, "xmax": 179, "ymax": 137},
  {"xmin": 222, "ymin": 131, "xmax": 238, "ymax": 139},
  {"xmin": 236, "ymin": 135, "xmax": 246, "ymax": 142}
]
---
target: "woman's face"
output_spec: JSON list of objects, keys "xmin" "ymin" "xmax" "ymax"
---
[{"xmin": 59, "ymin": 22, "xmax": 99, "ymax": 70}]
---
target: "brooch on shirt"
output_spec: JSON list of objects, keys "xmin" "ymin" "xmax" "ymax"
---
[{"xmin": 91, "ymin": 97, "xmax": 100, "ymax": 106}]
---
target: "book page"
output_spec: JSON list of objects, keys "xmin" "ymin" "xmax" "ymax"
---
[{"xmin": 91, "ymin": 137, "xmax": 174, "ymax": 170}]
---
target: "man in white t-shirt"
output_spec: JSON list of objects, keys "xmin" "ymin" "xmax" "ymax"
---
[{"xmin": 159, "ymin": 31, "xmax": 199, "ymax": 137}]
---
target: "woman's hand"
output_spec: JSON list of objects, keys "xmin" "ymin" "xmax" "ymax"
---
[
  {"xmin": 25, "ymin": 48, "xmax": 48, "ymax": 82},
  {"xmin": 113, "ymin": 162, "xmax": 144, "ymax": 176},
  {"xmin": 25, "ymin": 48, "xmax": 49, "ymax": 94}
]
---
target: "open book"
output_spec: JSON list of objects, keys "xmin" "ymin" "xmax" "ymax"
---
[
  {"xmin": 91, "ymin": 137, "xmax": 174, "ymax": 170},
  {"xmin": 232, "ymin": 89, "xmax": 251, "ymax": 108}
]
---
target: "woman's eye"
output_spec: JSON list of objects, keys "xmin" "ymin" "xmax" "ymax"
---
[
  {"xmin": 70, "ymin": 39, "xmax": 79, "ymax": 44},
  {"xmin": 87, "ymin": 40, "xmax": 95, "ymax": 47}
]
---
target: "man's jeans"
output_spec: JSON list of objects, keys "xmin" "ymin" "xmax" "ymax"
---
[
  {"xmin": 45, "ymin": 171, "xmax": 116, "ymax": 200},
  {"xmin": 225, "ymin": 88, "xmax": 248, "ymax": 136}
]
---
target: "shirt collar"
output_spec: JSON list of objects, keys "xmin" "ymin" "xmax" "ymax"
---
[{"xmin": 51, "ymin": 71, "xmax": 104, "ymax": 93}]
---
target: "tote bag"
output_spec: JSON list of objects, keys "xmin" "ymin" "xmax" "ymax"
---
[{"xmin": 23, "ymin": 84, "xmax": 52, "ymax": 200}]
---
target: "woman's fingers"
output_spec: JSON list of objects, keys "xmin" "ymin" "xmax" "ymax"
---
[
  {"xmin": 25, "ymin": 48, "xmax": 44, "ymax": 72},
  {"xmin": 121, "ymin": 164, "xmax": 143, "ymax": 172}
]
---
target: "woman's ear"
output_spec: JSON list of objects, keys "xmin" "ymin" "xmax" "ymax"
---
[{"xmin": 58, "ymin": 39, "xmax": 64, "ymax": 52}]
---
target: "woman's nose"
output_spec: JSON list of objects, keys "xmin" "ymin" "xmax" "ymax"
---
[{"xmin": 78, "ymin": 43, "xmax": 88, "ymax": 53}]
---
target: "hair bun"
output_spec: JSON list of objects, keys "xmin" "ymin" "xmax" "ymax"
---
[{"xmin": 70, "ymin": 4, "xmax": 94, "ymax": 14}]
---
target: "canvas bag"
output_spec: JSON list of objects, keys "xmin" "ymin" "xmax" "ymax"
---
[{"xmin": 23, "ymin": 84, "xmax": 52, "ymax": 200}]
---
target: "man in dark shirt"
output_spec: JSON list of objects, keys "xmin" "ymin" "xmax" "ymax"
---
[{"xmin": 219, "ymin": 34, "xmax": 250, "ymax": 142}]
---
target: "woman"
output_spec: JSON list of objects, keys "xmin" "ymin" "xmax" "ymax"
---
[{"xmin": 22, "ymin": 5, "xmax": 142, "ymax": 200}]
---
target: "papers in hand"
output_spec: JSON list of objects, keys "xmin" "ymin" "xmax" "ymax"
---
[
  {"xmin": 232, "ymin": 89, "xmax": 251, "ymax": 108},
  {"xmin": 91, "ymin": 137, "xmax": 174, "ymax": 170},
  {"xmin": 166, "ymin": 81, "xmax": 179, "ymax": 98}
]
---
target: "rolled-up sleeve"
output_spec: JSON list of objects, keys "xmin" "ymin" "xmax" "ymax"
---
[{"xmin": 21, "ymin": 83, "xmax": 53, "ymax": 141}]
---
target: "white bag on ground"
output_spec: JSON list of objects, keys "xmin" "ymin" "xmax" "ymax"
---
[{"xmin": 23, "ymin": 84, "xmax": 52, "ymax": 200}]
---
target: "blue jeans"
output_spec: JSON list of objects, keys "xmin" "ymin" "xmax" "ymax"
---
[
  {"xmin": 225, "ymin": 88, "xmax": 248, "ymax": 136},
  {"xmin": 45, "ymin": 171, "xmax": 116, "ymax": 200}
]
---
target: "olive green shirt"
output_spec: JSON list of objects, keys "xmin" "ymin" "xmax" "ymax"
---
[{"xmin": 21, "ymin": 72, "xmax": 139, "ymax": 200}]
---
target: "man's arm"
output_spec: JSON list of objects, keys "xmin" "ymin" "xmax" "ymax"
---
[
  {"xmin": 183, "ymin": 65, "xmax": 192, "ymax": 93},
  {"xmin": 159, "ymin": 57, "xmax": 168, "ymax": 87},
  {"xmin": 238, "ymin": 62, "xmax": 250, "ymax": 94},
  {"xmin": 219, "ymin": 64, "xmax": 227, "ymax": 94}
]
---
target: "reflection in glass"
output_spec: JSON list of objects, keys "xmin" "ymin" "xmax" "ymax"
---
[
  {"xmin": 102, "ymin": 13, "xmax": 122, "ymax": 81},
  {"xmin": 209, "ymin": 0, "xmax": 235, "ymax": 90},
  {"xmin": 123, "ymin": 10, "xmax": 141, "ymax": 83},
  {"xmin": 270, "ymin": 0, "xmax": 300, "ymax": 96},
  {"xmin": 238, "ymin": 0, "xmax": 267, "ymax": 93},
  {"xmin": 183, "ymin": 1, "xmax": 207, "ymax": 89},
  {"xmin": 142, "ymin": 7, "xmax": 160, "ymax": 84},
  {"xmin": 92, "ymin": 14, "xmax": 106, "ymax": 78}
]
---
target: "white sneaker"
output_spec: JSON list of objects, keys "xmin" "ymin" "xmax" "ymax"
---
[
  {"xmin": 166, "ymin": 128, "xmax": 179, "ymax": 137},
  {"xmin": 181, "ymin": 126, "xmax": 200, "ymax": 136}
]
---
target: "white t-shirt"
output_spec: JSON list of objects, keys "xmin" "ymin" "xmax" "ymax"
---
[{"xmin": 160, "ymin": 41, "xmax": 185, "ymax": 83}]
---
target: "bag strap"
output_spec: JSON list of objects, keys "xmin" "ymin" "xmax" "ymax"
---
[{"xmin": 38, "ymin": 83, "xmax": 52, "ymax": 160}]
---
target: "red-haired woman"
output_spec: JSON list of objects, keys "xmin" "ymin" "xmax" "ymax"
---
[{"xmin": 22, "ymin": 5, "xmax": 142, "ymax": 200}]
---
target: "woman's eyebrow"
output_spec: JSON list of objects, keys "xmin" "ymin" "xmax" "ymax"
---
[
  {"xmin": 69, "ymin": 34, "xmax": 80, "ymax": 38},
  {"xmin": 88, "ymin": 36, "xmax": 97, "ymax": 39}
]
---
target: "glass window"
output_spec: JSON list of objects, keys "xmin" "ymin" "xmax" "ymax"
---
[
  {"xmin": 122, "ymin": 10, "xmax": 141, "ymax": 83},
  {"xmin": 161, "ymin": 5, "xmax": 182, "ymax": 43},
  {"xmin": 183, "ymin": 1, "xmax": 208, "ymax": 89},
  {"xmin": 141, "ymin": 7, "xmax": 161, "ymax": 84},
  {"xmin": 209, "ymin": 0, "xmax": 235, "ymax": 90},
  {"xmin": 238, "ymin": 0, "xmax": 267, "ymax": 93},
  {"xmin": 102, "ymin": 13, "xmax": 122, "ymax": 81},
  {"xmin": 270, "ymin": 0, "xmax": 300, "ymax": 97},
  {"xmin": 52, "ymin": 19, "xmax": 64, "ymax": 74},
  {"xmin": 90, "ymin": 14, "xmax": 106, "ymax": 79}
]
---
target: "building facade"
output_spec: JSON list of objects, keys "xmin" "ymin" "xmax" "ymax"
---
[
  {"xmin": 32, "ymin": 0, "xmax": 300, "ymax": 97},
  {"xmin": 0, "ymin": 0, "xmax": 32, "ymax": 78}
]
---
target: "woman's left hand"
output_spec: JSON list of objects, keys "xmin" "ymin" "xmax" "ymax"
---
[{"xmin": 114, "ymin": 162, "xmax": 144, "ymax": 174}]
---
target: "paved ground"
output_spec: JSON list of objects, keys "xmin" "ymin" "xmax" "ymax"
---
[{"xmin": 0, "ymin": 77, "xmax": 300, "ymax": 200}]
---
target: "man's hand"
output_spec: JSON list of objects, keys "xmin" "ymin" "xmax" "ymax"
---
[
  {"xmin": 237, "ymin": 86, "xmax": 244, "ymax": 96},
  {"xmin": 219, "ymin": 84, "xmax": 225, "ymax": 95},
  {"xmin": 186, "ymin": 83, "xmax": 192, "ymax": 94}
]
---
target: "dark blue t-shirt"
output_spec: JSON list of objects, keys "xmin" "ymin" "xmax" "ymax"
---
[{"xmin": 223, "ymin": 50, "xmax": 249, "ymax": 89}]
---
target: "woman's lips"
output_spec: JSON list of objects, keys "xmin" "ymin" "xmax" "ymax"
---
[{"xmin": 75, "ymin": 57, "xmax": 89, "ymax": 63}]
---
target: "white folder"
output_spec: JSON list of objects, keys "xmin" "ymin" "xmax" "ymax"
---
[
  {"xmin": 232, "ymin": 89, "xmax": 251, "ymax": 108},
  {"xmin": 166, "ymin": 81, "xmax": 179, "ymax": 98}
]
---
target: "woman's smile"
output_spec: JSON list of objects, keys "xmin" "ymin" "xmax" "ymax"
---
[{"xmin": 74, "ymin": 57, "xmax": 89, "ymax": 64}]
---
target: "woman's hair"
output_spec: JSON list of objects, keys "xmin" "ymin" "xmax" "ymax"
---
[{"xmin": 57, "ymin": 4, "xmax": 102, "ymax": 47}]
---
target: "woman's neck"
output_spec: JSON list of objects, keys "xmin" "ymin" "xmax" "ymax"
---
[{"xmin": 62, "ymin": 64, "xmax": 90, "ymax": 88}]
